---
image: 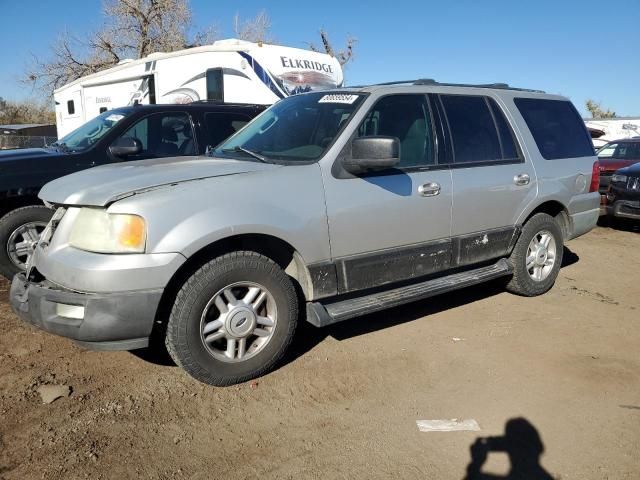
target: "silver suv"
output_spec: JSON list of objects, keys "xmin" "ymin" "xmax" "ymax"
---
[{"xmin": 10, "ymin": 80, "xmax": 600, "ymax": 385}]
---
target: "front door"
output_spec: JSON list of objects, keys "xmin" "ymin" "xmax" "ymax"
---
[{"xmin": 322, "ymin": 94, "xmax": 453, "ymax": 293}]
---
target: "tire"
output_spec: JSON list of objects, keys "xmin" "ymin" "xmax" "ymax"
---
[
  {"xmin": 506, "ymin": 213, "xmax": 564, "ymax": 297},
  {"xmin": 0, "ymin": 205, "xmax": 53, "ymax": 280},
  {"xmin": 165, "ymin": 251, "xmax": 298, "ymax": 386}
]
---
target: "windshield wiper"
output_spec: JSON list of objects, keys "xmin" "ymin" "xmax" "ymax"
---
[
  {"xmin": 222, "ymin": 146, "xmax": 268, "ymax": 163},
  {"xmin": 49, "ymin": 142, "xmax": 70, "ymax": 153}
]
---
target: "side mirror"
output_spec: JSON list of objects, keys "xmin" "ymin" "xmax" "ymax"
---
[
  {"xmin": 343, "ymin": 136, "xmax": 400, "ymax": 174},
  {"xmin": 109, "ymin": 137, "xmax": 142, "ymax": 158}
]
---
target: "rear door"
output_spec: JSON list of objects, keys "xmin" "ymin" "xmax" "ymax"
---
[
  {"xmin": 437, "ymin": 94, "xmax": 536, "ymax": 266},
  {"xmin": 322, "ymin": 94, "xmax": 453, "ymax": 293}
]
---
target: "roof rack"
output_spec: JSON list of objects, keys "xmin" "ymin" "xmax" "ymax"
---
[{"xmin": 361, "ymin": 79, "xmax": 545, "ymax": 93}]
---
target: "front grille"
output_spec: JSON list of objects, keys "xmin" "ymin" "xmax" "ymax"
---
[{"xmin": 627, "ymin": 177, "xmax": 640, "ymax": 191}]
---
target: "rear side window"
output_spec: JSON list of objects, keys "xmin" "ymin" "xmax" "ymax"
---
[
  {"xmin": 514, "ymin": 98, "xmax": 593, "ymax": 160},
  {"xmin": 441, "ymin": 95, "xmax": 518, "ymax": 164},
  {"xmin": 204, "ymin": 112, "xmax": 252, "ymax": 148}
]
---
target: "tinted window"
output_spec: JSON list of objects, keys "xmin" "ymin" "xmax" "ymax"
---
[
  {"xmin": 441, "ymin": 95, "xmax": 502, "ymax": 163},
  {"xmin": 357, "ymin": 95, "xmax": 434, "ymax": 168},
  {"xmin": 67, "ymin": 100, "xmax": 75, "ymax": 115},
  {"xmin": 204, "ymin": 112, "xmax": 252, "ymax": 148},
  {"xmin": 514, "ymin": 98, "xmax": 593, "ymax": 160},
  {"xmin": 117, "ymin": 113, "xmax": 195, "ymax": 157},
  {"xmin": 206, "ymin": 69, "xmax": 224, "ymax": 101},
  {"xmin": 488, "ymin": 98, "xmax": 519, "ymax": 160},
  {"xmin": 612, "ymin": 142, "xmax": 640, "ymax": 159}
]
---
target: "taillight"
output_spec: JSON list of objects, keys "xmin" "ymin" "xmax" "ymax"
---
[{"xmin": 589, "ymin": 161, "xmax": 599, "ymax": 192}]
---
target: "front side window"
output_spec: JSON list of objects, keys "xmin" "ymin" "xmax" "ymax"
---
[
  {"xmin": 441, "ymin": 95, "xmax": 503, "ymax": 163},
  {"xmin": 204, "ymin": 112, "xmax": 252, "ymax": 149},
  {"xmin": 55, "ymin": 109, "xmax": 130, "ymax": 152},
  {"xmin": 117, "ymin": 112, "xmax": 195, "ymax": 157},
  {"xmin": 215, "ymin": 92, "xmax": 365, "ymax": 163},
  {"xmin": 514, "ymin": 98, "xmax": 594, "ymax": 160},
  {"xmin": 357, "ymin": 94, "xmax": 434, "ymax": 168}
]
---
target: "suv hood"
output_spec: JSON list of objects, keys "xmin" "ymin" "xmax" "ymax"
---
[{"xmin": 39, "ymin": 156, "xmax": 278, "ymax": 207}]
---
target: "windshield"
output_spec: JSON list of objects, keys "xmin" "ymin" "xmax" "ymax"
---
[
  {"xmin": 215, "ymin": 92, "xmax": 365, "ymax": 162},
  {"xmin": 55, "ymin": 110, "xmax": 130, "ymax": 152}
]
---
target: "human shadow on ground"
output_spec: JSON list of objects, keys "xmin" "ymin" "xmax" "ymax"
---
[
  {"xmin": 462, "ymin": 418, "xmax": 554, "ymax": 480},
  {"xmin": 133, "ymin": 246, "xmax": 579, "ymax": 372}
]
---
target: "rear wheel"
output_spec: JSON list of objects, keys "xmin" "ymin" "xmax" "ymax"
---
[
  {"xmin": 506, "ymin": 213, "xmax": 564, "ymax": 296},
  {"xmin": 165, "ymin": 251, "xmax": 298, "ymax": 386},
  {"xmin": 0, "ymin": 206, "xmax": 52, "ymax": 280}
]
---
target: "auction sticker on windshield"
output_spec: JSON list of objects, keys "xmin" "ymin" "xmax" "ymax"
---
[
  {"xmin": 318, "ymin": 94, "xmax": 360, "ymax": 104},
  {"xmin": 105, "ymin": 114, "xmax": 125, "ymax": 122}
]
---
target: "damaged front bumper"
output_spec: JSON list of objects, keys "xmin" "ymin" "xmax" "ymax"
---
[{"xmin": 10, "ymin": 273, "xmax": 163, "ymax": 351}]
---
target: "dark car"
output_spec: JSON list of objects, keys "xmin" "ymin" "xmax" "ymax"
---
[
  {"xmin": 0, "ymin": 102, "xmax": 265, "ymax": 279},
  {"xmin": 597, "ymin": 138, "xmax": 640, "ymax": 195},
  {"xmin": 604, "ymin": 162, "xmax": 640, "ymax": 220}
]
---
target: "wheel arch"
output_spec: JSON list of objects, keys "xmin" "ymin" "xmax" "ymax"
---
[
  {"xmin": 152, "ymin": 233, "xmax": 314, "ymax": 342},
  {"xmin": 0, "ymin": 193, "xmax": 44, "ymax": 218},
  {"xmin": 519, "ymin": 200, "xmax": 571, "ymax": 240}
]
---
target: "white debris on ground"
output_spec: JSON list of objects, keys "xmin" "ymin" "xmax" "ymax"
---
[
  {"xmin": 37, "ymin": 385, "xmax": 71, "ymax": 404},
  {"xmin": 416, "ymin": 419, "xmax": 481, "ymax": 432}
]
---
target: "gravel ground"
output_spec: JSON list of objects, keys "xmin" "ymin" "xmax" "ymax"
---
[{"xmin": 0, "ymin": 224, "xmax": 639, "ymax": 480}]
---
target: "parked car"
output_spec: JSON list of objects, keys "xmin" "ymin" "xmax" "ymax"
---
[
  {"xmin": 10, "ymin": 80, "xmax": 600, "ymax": 386},
  {"xmin": 0, "ymin": 102, "xmax": 265, "ymax": 279},
  {"xmin": 596, "ymin": 138, "xmax": 640, "ymax": 196},
  {"xmin": 603, "ymin": 162, "xmax": 640, "ymax": 220}
]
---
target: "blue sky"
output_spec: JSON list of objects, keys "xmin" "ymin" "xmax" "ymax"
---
[{"xmin": 0, "ymin": 0, "xmax": 638, "ymax": 116}]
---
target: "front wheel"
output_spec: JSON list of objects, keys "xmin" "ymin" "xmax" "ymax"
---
[
  {"xmin": 0, "ymin": 205, "xmax": 53, "ymax": 280},
  {"xmin": 506, "ymin": 213, "xmax": 564, "ymax": 297},
  {"xmin": 165, "ymin": 251, "xmax": 298, "ymax": 386}
]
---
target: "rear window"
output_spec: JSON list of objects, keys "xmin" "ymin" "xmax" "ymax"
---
[
  {"xmin": 514, "ymin": 98, "xmax": 594, "ymax": 160},
  {"xmin": 204, "ymin": 112, "xmax": 252, "ymax": 148}
]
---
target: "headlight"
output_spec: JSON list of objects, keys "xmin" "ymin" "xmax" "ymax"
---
[
  {"xmin": 611, "ymin": 174, "xmax": 627, "ymax": 183},
  {"xmin": 69, "ymin": 208, "xmax": 146, "ymax": 253}
]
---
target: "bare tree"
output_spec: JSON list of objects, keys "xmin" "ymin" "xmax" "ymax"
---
[
  {"xmin": 25, "ymin": 0, "xmax": 216, "ymax": 94},
  {"xmin": 586, "ymin": 99, "xmax": 616, "ymax": 119},
  {"xmin": 0, "ymin": 97, "xmax": 55, "ymax": 124},
  {"xmin": 233, "ymin": 10, "xmax": 275, "ymax": 43},
  {"xmin": 308, "ymin": 29, "xmax": 356, "ymax": 66}
]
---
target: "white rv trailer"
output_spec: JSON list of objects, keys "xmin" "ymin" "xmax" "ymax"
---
[{"xmin": 53, "ymin": 39, "xmax": 344, "ymax": 137}]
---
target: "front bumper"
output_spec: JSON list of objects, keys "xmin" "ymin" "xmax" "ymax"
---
[
  {"xmin": 604, "ymin": 200, "xmax": 640, "ymax": 220},
  {"xmin": 10, "ymin": 273, "xmax": 163, "ymax": 350}
]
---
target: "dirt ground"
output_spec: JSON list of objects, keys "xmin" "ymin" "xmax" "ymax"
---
[{"xmin": 0, "ymin": 223, "xmax": 639, "ymax": 480}]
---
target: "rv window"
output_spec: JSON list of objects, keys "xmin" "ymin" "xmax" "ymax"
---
[
  {"xmin": 67, "ymin": 100, "xmax": 75, "ymax": 115},
  {"xmin": 206, "ymin": 69, "xmax": 224, "ymax": 101},
  {"xmin": 204, "ymin": 112, "xmax": 252, "ymax": 148},
  {"xmin": 99, "ymin": 107, "xmax": 108, "ymax": 114}
]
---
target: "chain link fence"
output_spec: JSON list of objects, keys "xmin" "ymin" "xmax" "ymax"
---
[{"xmin": 0, "ymin": 135, "xmax": 58, "ymax": 150}]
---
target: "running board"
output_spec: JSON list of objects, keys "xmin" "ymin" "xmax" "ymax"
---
[{"xmin": 306, "ymin": 258, "xmax": 513, "ymax": 327}]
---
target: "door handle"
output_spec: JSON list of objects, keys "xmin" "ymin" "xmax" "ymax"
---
[
  {"xmin": 514, "ymin": 173, "xmax": 530, "ymax": 186},
  {"xmin": 418, "ymin": 182, "xmax": 441, "ymax": 197}
]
